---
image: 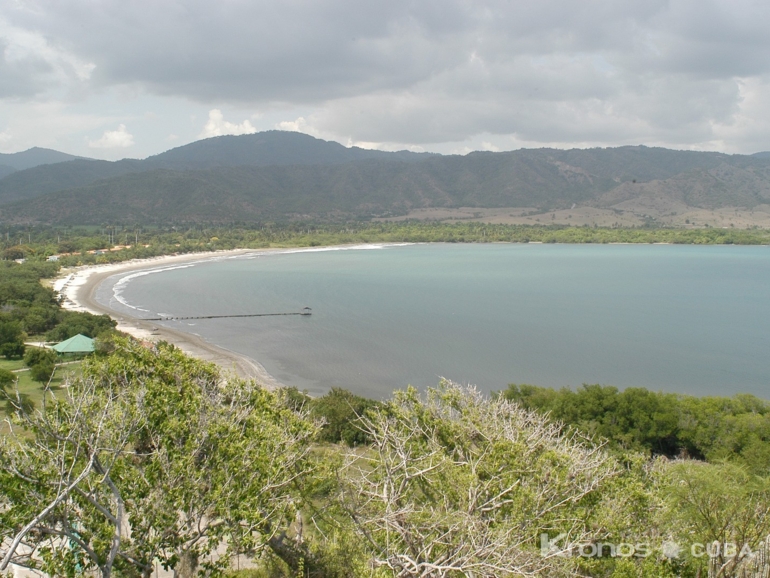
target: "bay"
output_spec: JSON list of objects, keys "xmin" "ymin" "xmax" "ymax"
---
[{"xmin": 96, "ymin": 243, "xmax": 770, "ymax": 399}]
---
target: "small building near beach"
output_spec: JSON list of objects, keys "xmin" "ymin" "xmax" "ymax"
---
[{"xmin": 52, "ymin": 334, "xmax": 95, "ymax": 354}]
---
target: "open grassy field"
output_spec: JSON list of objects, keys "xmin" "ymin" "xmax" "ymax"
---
[
  {"xmin": 0, "ymin": 358, "xmax": 27, "ymax": 372},
  {"xmin": 1, "ymin": 360, "xmax": 82, "ymax": 435}
]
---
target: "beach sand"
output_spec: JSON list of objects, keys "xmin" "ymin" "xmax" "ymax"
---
[{"xmin": 53, "ymin": 249, "xmax": 285, "ymax": 388}]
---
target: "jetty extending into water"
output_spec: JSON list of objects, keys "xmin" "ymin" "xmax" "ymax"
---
[{"xmin": 141, "ymin": 307, "xmax": 312, "ymax": 322}]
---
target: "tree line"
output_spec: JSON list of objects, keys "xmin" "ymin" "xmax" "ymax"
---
[
  {"xmin": 0, "ymin": 259, "xmax": 115, "ymax": 344},
  {"xmin": 500, "ymin": 383, "xmax": 770, "ymax": 476},
  {"xmin": 2, "ymin": 221, "xmax": 770, "ymax": 267},
  {"xmin": 0, "ymin": 259, "xmax": 116, "ymax": 358}
]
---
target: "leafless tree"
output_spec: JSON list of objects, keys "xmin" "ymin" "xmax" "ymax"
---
[{"xmin": 339, "ymin": 380, "xmax": 617, "ymax": 577}]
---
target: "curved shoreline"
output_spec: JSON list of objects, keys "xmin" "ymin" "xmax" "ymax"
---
[{"xmin": 54, "ymin": 249, "xmax": 287, "ymax": 388}]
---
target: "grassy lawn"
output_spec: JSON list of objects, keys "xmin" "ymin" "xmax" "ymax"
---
[
  {"xmin": 1, "ymin": 361, "xmax": 83, "ymax": 435},
  {"xmin": 0, "ymin": 358, "xmax": 26, "ymax": 371}
]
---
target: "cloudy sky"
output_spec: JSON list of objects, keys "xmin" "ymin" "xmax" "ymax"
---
[{"xmin": 1, "ymin": 0, "xmax": 769, "ymax": 160}]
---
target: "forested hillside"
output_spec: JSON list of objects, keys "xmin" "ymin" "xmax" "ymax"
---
[
  {"xmin": 0, "ymin": 147, "xmax": 84, "ymax": 171},
  {"xmin": 0, "ymin": 131, "xmax": 428, "ymax": 206},
  {"xmin": 2, "ymin": 132, "xmax": 770, "ymax": 225}
]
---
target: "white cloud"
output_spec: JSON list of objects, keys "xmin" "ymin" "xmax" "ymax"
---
[
  {"xmin": 199, "ymin": 109, "xmax": 257, "ymax": 138},
  {"xmin": 275, "ymin": 116, "xmax": 320, "ymax": 137},
  {"xmin": 0, "ymin": 99, "xmax": 121, "ymax": 154},
  {"xmin": 348, "ymin": 140, "xmax": 384, "ymax": 150},
  {"xmin": 89, "ymin": 124, "xmax": 134, "ymax": 148}
]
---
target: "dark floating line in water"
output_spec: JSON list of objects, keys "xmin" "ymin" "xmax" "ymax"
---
[{"xmin": 142, "ymin": 308, "xmax": 312, "ymax": 322}]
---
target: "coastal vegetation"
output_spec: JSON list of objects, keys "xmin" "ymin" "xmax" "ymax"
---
[
  {"xmin": 0, "ymin": 258, "xmax": 116, "ymax": 420},
  {"xmin": 501, "ymin": 383, "xmax": 770, "ymax": 475},
  {"xmin": 2, "ymin": 221, "xmax": 770, "ymax": 271},
  {"xmin": 0, "ymin": 259, "xmax": 115, "ymax": 343},
  {"xmin": 2, "ymin": 339, "xmax": 769, "ymax": 577}
]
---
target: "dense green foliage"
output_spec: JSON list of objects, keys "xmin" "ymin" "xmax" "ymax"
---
[
  {"xmin": 2, "ymin": 222, "xmax": 769, "ymax": 274},
  {"xmin": 661, "ymin": 461, "xmax": 770, "ymax": 576},
  {"xmin": 501, "ymin": 383, "xmax": 770, "ymax": 475},
  {"xmin": 0, "ymin": 320, "xmax": 25, "ymax": 358},
  {"xmin": 0, "ymin": 367, "xmax": 14, "ymax": 388},
  {"xmin": 280, "ymin": 386, "xmax": 381, "ymax": 445},
  {"xmin": 23, "ymin": 347, "xmax": 56, "ymax": 383},
  {"xmin": 0, "ymin": 259, "xmax": 116, "ymax": 344},
  {"xmin": 291, "ymin": 386, "xmax": 381, "ymax": 446},
  {"xmin": 1, "ymin": 339, "xmax": 320, "ymax": 578},
  {"xmin": 44, "ymin": 309, "xmax": 117, "ymax": 342}
]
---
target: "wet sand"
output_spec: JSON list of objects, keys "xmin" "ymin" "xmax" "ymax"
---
[{"xmin": 53, "ymin": 250, "xmax": 285, "ymax": 388}]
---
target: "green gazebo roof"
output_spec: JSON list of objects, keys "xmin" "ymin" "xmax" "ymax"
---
[{"xmin": 52, "ymin": 334, "xmax": 95, "ymax": 353}]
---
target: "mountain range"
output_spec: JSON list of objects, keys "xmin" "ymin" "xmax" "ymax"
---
[
  {"xmin": 1, "ymin": 132, "xmax": 770, "ymax": 226},
  {"xmin": 0, "ymin": 147, "xmax": 84, "ymax": 180}
]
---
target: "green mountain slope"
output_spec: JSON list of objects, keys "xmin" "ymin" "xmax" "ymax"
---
[
  {"xmin": 0, "ymin": 147, "xmax": 85, "ymax": 170},
  {"xmin": 598, "ymin": 162, "xmax": 770, "ymax": 210},
  {"xmin": 145, "ymin": 130, "xmax": 429, "ymax": 170},
  {"xmin": 2, "ymin": 138, "xmax": 770, "ymax": 225},
  {"xmin": 0, "ymin": 132, "xmax": 429, "ymax": 206},
  {"xmin": 535, "ymin": 146, "xmax": 729, "ymax": 182},
  {"xmin": 0, "ymin": 159, "xmax": 146, "ymax": 205},
  {"xmin": 0, "ymin": 154, "xmax": 615, "ymax": 224},
  {"xmin": 0, "ymin": 164, "xmax": 15, "ymax": 179}
]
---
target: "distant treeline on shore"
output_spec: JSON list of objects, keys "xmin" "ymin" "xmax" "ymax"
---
[
  {"xmin": 2, "ymin": 221, "xmax": 770, "ymax": 267},
  {"xmin": 499, "ymin": 383, "xmax": 770, "ymax": 474},
  {"xmin": 286, "ymin": 382, "xmax": 770, "ymax": 475}
]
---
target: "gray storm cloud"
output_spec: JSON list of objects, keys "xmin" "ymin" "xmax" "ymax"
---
[{"xmin": 1, "ymin": 0, "xmax": 769, "ymax": 154}]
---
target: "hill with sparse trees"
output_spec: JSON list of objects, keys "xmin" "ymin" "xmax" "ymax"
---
[{"xmin": 2, "ymin": 132, "xmax": 770, "ymax": 225}]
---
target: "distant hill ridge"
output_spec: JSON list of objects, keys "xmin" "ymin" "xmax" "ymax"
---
[
  {"xmin": 0, "ymin": 164, "xmax": 15, "ymax": 180},
  {"xmin": 0, "ymin": 147, "xmax": 85, "ymax": 171},
  {"xmin": 0, "ymin": 132, "xmax": 430, "ymax": 205},
  {"xmin": 144, "ymin": 130, "xmax": 431, "ymax": 170},
  {"xmin": 1, "ymin": 132, "xmax": 770, "ymax": 225}
]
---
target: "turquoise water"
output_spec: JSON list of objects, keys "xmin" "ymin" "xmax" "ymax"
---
[{"xmin": 97, "ymin": 244, "xmax": 770, "ymax": 399}]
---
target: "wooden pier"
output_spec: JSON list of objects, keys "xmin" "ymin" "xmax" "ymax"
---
[{"xmin": 141, "ymin": 307, "xmax": 312, "ymax": 322}]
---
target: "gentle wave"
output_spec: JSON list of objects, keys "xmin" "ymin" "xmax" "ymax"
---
[
  {"xmin": 112, "ymin": 264, "xmax": 196, "ymax": 312},
  {"xmin": 110, "ymin": 244, "xmax": 413, "ymax": 311}
]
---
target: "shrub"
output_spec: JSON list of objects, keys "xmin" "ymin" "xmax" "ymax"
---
[
  {"xmin": 0, "ymin": 367, "xmax": 15, "ymax": 389},
  {"xmin": 30, "ymin": 359, "xmax": 56, "ymax": 383},
  {"xmin": 24, "ymin": 347, "xmax": 56, "ymax": 368},
  {"xmin": 0, "ymin": 341, "xmax": 25, "ymax": 359},
  {"xmin": 311, "ymin": 387, "xmax": 380, "ymax": 446}
]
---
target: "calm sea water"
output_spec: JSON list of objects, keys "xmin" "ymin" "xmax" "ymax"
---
[{"xmin": 96, "ymin": 244, "xmax": 770, "ymax": 399}]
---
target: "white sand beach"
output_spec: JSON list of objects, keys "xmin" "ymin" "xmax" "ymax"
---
[{"xmin": 52, "ymin": 249, "xmax": 286, "ymax": 388}]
